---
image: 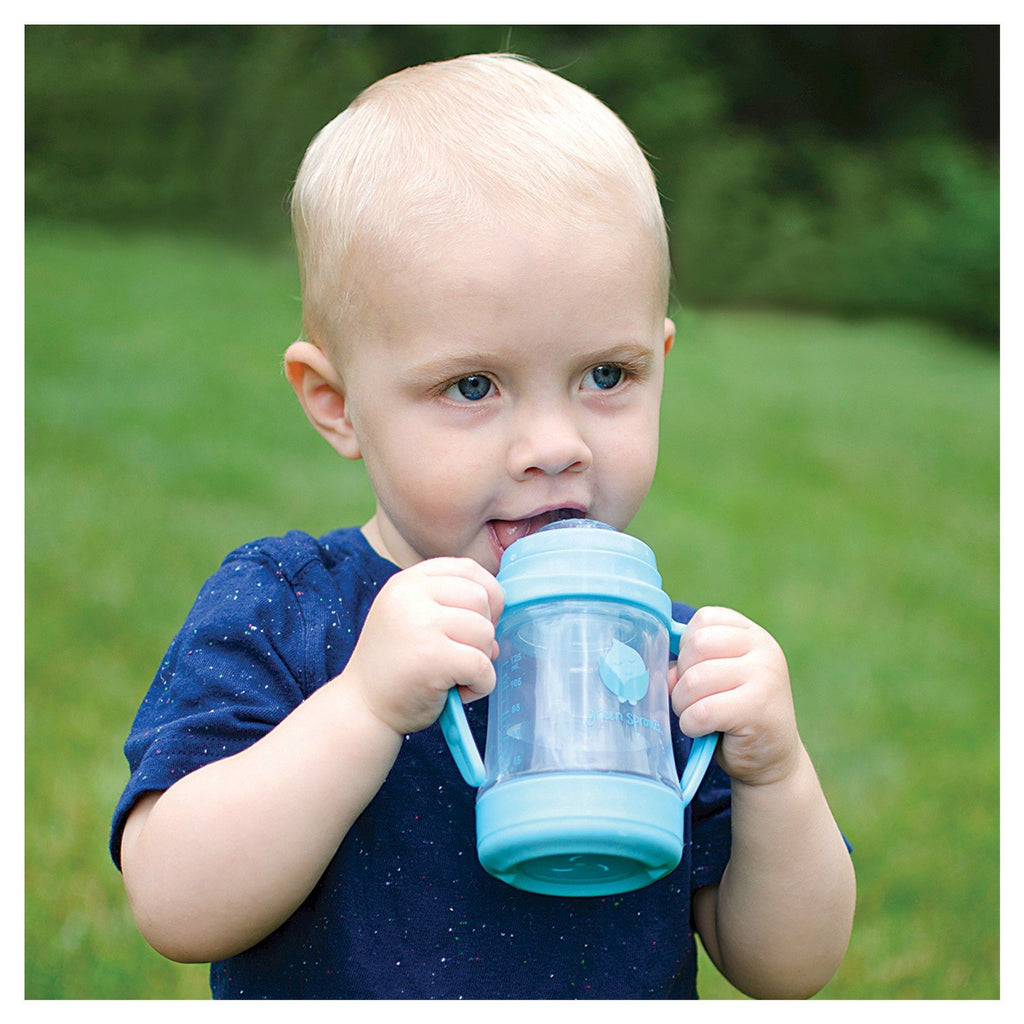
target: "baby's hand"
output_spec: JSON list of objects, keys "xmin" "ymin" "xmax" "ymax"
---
[
  {"xmin": 670, "ymin": 606, "xmax": 802, "ymax": 787},
  {"xmin": 344, "ymin": 558, "xmax": 505, "ymax": 737}
]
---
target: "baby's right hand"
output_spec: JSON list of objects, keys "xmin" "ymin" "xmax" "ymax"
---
[{"xmin": 343, "ymin": 558, "xmax": 505, "ymax": 736}]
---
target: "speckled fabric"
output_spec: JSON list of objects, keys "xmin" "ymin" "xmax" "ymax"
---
[{"xmin": 111, "ymin": 528, "xmax": 732, "ymax": 998}]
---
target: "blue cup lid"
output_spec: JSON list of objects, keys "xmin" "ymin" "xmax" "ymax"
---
[{"xmin": 496, "ymin": 519, "xmax": 672, "ymax": 623}]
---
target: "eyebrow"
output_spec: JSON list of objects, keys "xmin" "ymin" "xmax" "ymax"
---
[
  {"xmin": 404, "ymin": 341, "xmax": 657, "ymax": 384},
  {"xmin": 598, "ymin": 342, "xmax": 657, "ymax": 370},
  {"xmin": 399, "ymin": 350, "xmax": 507, "ymax": 386}
]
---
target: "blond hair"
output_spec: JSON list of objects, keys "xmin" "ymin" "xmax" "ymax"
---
[{"xmin": 291, "ymin": 53, "xmax": 670, "ymax": 353}]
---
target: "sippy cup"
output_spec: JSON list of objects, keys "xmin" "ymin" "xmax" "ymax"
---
[{"xmin": 439, "ymin": 519, "xmax": 718, "ymax": 897}]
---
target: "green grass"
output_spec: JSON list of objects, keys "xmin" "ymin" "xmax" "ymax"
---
[{"xmin": 25, "ymin": 223, "xmax": 999, "ymax": 999}]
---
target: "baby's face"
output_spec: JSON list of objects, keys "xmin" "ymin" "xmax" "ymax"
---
[{"xmin": 341, "ymin": 216, "xmax": 673, "ymax": 575}]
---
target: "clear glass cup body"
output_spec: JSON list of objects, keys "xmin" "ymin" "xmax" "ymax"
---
[{"xmin": 482, "ymin": 599, "xmax": 677, "ymax": 793}]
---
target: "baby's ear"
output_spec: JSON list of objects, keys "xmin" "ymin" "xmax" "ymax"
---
[
  {"xmin": 283, "ymin": 341, "xmax": 362, "ymax": 460},
  {"xmin": 663, "ymin": 317, "xmax": 676, "ymax": 356}
]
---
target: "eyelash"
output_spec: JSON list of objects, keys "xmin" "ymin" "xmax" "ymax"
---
[{"xmin": 439, "ymin": 361, "xmax": 642, "ymax": 404}]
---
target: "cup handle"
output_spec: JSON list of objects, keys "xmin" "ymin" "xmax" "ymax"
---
[
  {"xmin": 439, "ymin": 689, "xmax": 487, "ymax": 787},
  {"xmin": 670, "ymin": 619, "xmax": 720, "ymax": 806}
]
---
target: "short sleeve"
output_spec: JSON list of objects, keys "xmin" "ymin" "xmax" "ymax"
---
[{"xmin": 109, "ymin": 552, "xmax": 311, "ymax": 868}]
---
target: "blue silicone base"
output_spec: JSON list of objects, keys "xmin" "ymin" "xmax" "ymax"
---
[{"xmin": 475, "ymin": 773, "xmax": 685, "ymax": 897}]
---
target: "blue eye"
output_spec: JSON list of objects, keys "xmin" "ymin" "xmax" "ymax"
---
[
  {"xmin": 448, "ymin": 375, "xmax": 493, "ymax": 401},
  {"xmin": 586, "ymin": 364, "xmax": 623, "ymax": 390}
]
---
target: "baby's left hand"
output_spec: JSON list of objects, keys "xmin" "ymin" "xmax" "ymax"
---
[{"xmin": 670, "ymin": 606, "xmax": 803, "ymax": 787}]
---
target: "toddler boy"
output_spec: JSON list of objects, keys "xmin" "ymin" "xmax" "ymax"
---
[{"xmin": 112, "ymin": 53, "xmax": 855, "ymax": 999}]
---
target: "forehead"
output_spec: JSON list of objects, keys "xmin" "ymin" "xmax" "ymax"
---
[
  {"xmin": 358, "ymin": 208, "xmax": 663, "ymax": 319},
  {"xmin": 334, "ymin": 213, "xmax": 664, "ymax": 385}
]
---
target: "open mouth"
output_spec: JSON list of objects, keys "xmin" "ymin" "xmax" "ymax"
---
[{"xmin": 489, "ymin": 508, "xmax": 585, "ymax": 552}]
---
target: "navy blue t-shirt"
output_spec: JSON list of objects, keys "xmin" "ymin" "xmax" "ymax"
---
[{"xmin": 111, "ymin": 528, "xmax": 732, "ymax": 999}]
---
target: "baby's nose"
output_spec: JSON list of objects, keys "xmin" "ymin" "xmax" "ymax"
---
[{"xmin": 507, "ymin": 406, "xmax": 593, "ymax": 479}]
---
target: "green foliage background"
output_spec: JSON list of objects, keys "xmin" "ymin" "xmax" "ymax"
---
[
  {"xmin": 24, "ymin": 25, "xmax": 999, "ymax": 1000},
  {"xmin": 26, "ymin": 24, "xmax": 998, "ymax": 335}
]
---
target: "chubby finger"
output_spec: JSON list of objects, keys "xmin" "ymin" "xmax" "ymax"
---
[
  {"xmin": 447, "ymin": 644, "xmax": 498, "ymax": 702},
  {"xmin": 677, "ymin": 622, "xmax": 756, "ymax": 672},
  {"xmin": 416, "ymin": 557, "xmax": 505, "ymax": 624},
  {"xmin": 671, "ymin": 656, "xmax": 744, "ymax": 719},
  {"xmin": 439, "ymin": 605, "xmax": 497, "ymax": 657},
  {"xmin": 684, "ymin": 605, "xmax": 756, "ymax": 633},
  {"xmin": 425, "ymin": 574, "xmax": 499, "ymax": 621},
  {"xmin": 675, "ymin": 682, "xmax": 747, "ymax": 739}
]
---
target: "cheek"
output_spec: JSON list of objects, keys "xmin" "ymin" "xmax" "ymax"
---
[
  {"xmin": 611, "ymin": 407, "xmax": 660, "ymax": 471},
  {"xmin": 366, "ymin": 426, "xmax": 490, "ymax": 518},
  {"xmin": 601, "ymin": 410, "xmax": 661, "ymax": 507}
]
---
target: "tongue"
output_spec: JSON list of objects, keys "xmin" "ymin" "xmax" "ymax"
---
[
  {"xmin": 491, "ymin": 510, "xmax": 580, "ymax": 551},
  {"xmin": 491, "ymin": 518, "xmax": 537, "ymax": 550}
]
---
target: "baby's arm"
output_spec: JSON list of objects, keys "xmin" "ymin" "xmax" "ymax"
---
[
  {"xmin": 119, "ymin": 557, "xmax": 503, "ymax": 964},
  {"xmin": 672, "ymin": 607, "xmax": 856, "ymax": 999}
]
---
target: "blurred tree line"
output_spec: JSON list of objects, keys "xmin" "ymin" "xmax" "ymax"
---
[{"xmin": 25, "ymin": 25, "xmax": 999, "ymax": 336}]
